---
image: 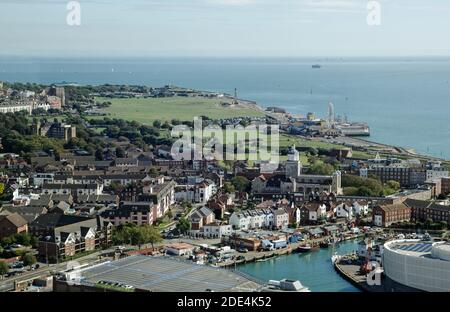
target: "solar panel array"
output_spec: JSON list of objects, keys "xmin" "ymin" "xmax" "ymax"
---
[
  {"xmin": 80, "ymin": 255, "xmax": 262, "ymax": 292},
  {"xmin": 395, "ymin": 243, "xmax": 433, "ymax": 253}
]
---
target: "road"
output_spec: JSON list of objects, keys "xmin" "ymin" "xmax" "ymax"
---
[{"xmin": 0, "ymin": 246, "xmax": 119, "ymax": 292}]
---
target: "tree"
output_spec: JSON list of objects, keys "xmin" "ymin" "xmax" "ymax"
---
[
  {"xmin": 143, "ymin": 226, "xmax": 163, "ymax": 250},
  {"xmin": 95, "ymin": 148, "xmax": 104, "ymax": 161},
  {"xmin": 109, "ymin": 181, "xmax": 121, "ymax": 192},
  {"xmin": 223, "ymin": 182, "xmax": 235, "ymax": 194},
  {"xmin": 343, "ymin": 187, "xmax": 359, "ymax": 196},
  {"xmin": 177, "ymin": 217, "xmax": 192, "ymax": 234},
  {"xmin": 425, "ymin": 218, "xmax": 433, "ymax": 229},
  {"xmin": 231, "ymin": 176, "xmax": 250, "ymax": 192},
  {"xmin": 0, "ymin": 261, "xmax": 8, "ymax": 278},
  {"xmin": 245, "ymin": 201, "xmax": 255, "ymax": 210},
  {"xmin": 308, "ymin": 161, "xmax": 335, "ymax": 175},
  {"xmin": 21, "ymin": 253, "xmax": 37, "ymax": 269},
  {"xmin": 13, "ymin": 233, "xmax": 31, "ymax": 246},
  {"xmin": 116, "ymin": 146, "xmax": 125, "ymax": 158},
  {"xmin": 358, "ymin": 186, "xmax": 374, "ymax": 197},
  {"xmin": 153, "ymin": 120, "xmax": 162, "ymax": 129},
  {"xmin": 386, "ymin": 180, "xmax": 401, "ymax": 190},
  {"xmin": 0, "ymin": 183, "xmax": 5, "ymax": 196},
  {"xmin": 130, "ymin": 227, "xmax": 146, "ymax": 249}
]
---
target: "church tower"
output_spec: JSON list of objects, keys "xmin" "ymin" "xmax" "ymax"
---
[
  {"xmin": 285, "ymin": 145, "xmax": 302, "ymax": 178},
  {"xmin": 332, "ymin": 170, "xmax": 343, "ymax": 195}
]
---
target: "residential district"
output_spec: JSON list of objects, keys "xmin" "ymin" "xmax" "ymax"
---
[{"xmin": 0, "ymin": 81, "xmax": 449, "ymax": 292}]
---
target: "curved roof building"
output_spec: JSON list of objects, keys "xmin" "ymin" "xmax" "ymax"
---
[{"xmin": 383, "ymin": 240, "xmax": 450, "ymax": 292}]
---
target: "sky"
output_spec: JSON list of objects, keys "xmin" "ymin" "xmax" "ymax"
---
[{"xmin": 1, "ymin": 0, "xmax": 450, "ymax": 58}]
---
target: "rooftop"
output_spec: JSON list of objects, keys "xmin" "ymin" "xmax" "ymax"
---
[{"xmin": 65, "ymin": 255, "xmax": 263, "ymax": 292}]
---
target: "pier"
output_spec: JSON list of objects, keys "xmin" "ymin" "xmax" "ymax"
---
[{"xmin": 333, "ymin": 255, "xmax": 422, "ymax": 292}]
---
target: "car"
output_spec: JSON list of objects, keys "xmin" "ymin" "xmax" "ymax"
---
[
  {"xmin": 237, "ymin": 248, "xmax": 248, "ymax": 253},
  {"xmin": 115, "ymin": 246, "xmax": 125, "ymax": 252},
  {"xmin": 11, "ymin": 261, "xmax": 24, "ymax": 269}
]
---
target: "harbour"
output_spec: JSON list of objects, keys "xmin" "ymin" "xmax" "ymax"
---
[{"xmin": 237, "ymin": 239, "xmax": 361, "ymax": 292}]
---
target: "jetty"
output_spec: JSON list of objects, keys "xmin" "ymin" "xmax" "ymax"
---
[{"xmin": 333, "ymin": 254, "xmax": 422, "ymax": 292}]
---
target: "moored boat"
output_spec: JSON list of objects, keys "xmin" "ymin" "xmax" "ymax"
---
[
  {"xmin": 297, "ymin": 244, "xmax": 312, "ymax": 253},
  {"xmin": 267, "ymin": 279, "xmax": 311, "ymax": 292},
  {"xmin": 320, "ymin": 241, "xmax": 330, "ymax": 248},
  {"xmin": 331, "ymin": 253, "xmax": 341, "ymax": 264}
]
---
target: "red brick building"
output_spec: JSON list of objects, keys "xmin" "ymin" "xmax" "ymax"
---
[
  {"xmin": 442, "ymin": 177, "xmax": 450, "ymax": 195},
  {"xmin": 0, "ymin": 213, "xmax": 28, "ymax": 239},
  {"xmin": 372, "ymin": 203, "xmax": 411, "ymax": 227}
]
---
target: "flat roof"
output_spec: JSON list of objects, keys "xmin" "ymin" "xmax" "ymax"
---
[
  {"xmin": 75, "ymin": 255, "xmax": 263, "ymax": 292},
  {"xmin": 389, "ymin": 241, "xmax": 434, "ymax": 257}
]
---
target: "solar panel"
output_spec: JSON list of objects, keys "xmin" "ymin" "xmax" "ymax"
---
[{"xmin": 396, "ymin": 243, "xmax": 432, "ymax": 253}]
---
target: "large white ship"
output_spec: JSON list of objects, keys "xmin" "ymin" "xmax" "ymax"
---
[{"xmin": 336, "ymin": 122, "xmax": 370, "ymax": 136}]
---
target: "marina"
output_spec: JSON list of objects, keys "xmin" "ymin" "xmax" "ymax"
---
[{"xmin": 238, "ymin": 239, "xmax": 361, "ymax": 292}]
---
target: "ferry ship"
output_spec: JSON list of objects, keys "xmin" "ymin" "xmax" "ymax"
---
[{"xmin": 336, "ymin": 122, "xmax": 370, "ymax": 136}]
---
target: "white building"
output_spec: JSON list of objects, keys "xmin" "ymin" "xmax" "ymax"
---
[
  {"xmin": 164, "ymin": 243, "xmax": 194, "ymax": 256},
  {"xmin": 201, "ymin": 223, "xmax": 233, "ymax": 238},
  {"xmin": 229, "ymin": 208, "xmax": 285, "ymax": 230},
  {"xmin": 32, "ymin": 173, "xmax": 55, "ymax": 186},
  {"xmin": 0, "ymin": 102, "xmax": 33, "ymax": 114},
  {"xmin": 41, "ymin": 183, "xmax": 103, "ymax": 196},
  {"xmin": 352, "ymin": 201, "xmax": 369, "ymax": 216},
  {"xmin": 426, "ymin": 168, "xmax": 449, "ymax": 182},
  {"xmin": 194, "ymin": 180, "xmax": 216, "ymax": 204},
  {"xmin": 335, "ymin": 203, "xmax": 353, "ymax": 219},
  {"xmin": 383, "ymin": 240, "xmax": 450, "ymax": 292}
]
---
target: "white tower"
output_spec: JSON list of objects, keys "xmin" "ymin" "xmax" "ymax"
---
[
  {"xmin": 285, "ymin": 145, "xmax": 302, "ymax": 178},
  {"xmin": 327, "ymin": 102, "xmax": 335, "ymax": 128},
  {"xmin": 332, "ymin": 170, "xmax": 343, "ymax": 195}
]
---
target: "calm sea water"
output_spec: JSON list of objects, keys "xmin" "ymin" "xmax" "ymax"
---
[
  {"xmin": 238, "ymin": 239, "xmax": 360, "ymax": 292},
  {"xmin": 1, "ymin": 57, "xmax": 450, "ymax": 159}
]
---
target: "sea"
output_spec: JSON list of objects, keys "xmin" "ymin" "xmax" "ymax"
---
[{"xmin": 1, "ymin": 57, "xmax": 450, "ymax": 159}]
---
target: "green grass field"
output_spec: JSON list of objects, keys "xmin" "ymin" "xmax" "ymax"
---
[
  {"xmin": 279, "ymin": 134, "xmax": 373, "ymax": 159},
  {"xmin": 93, "ymin": 97, "xmax": 264, "ymax": 124}
]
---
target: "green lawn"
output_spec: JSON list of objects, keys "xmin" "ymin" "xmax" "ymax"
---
[
  {"xmin": 280, "ymin": 134, "xmax": 373, "ymax": 159},
  {"xmin": 93, "ymin": 97, "xmax": 265, "ymax": 124},
  {"xmin": 280, "ymin": 135, "xmax": 344, "ymax": 149}
]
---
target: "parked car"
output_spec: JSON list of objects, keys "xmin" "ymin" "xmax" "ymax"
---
[{"xmin": 237, "ymin": 248, "xmax": 248, "ymax": 253}]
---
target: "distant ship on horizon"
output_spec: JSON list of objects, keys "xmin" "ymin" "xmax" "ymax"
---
[{"xmin": 312, "ymin": 64, "xmax": 321, "ymax": 69}]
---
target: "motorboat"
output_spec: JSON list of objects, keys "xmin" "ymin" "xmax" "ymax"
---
[
  {"xmin": 267, "ymin": 279, "xmax": 311, "ymax": 292},
  {"xmin": 297, "ymin": 244, "xmax": 312, "ymax": 253}
]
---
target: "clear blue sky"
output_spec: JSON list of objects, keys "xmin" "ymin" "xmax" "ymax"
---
[{"xmin": 1, "ymin": 0, "xmax": 450, "ymax": 57}]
